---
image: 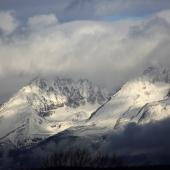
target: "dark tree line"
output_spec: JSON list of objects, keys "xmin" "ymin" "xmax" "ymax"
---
[
  {"xmin": 42, "ymin": 147, "xmax": 124, "ymax": 168},
  {"xmin": 16, "ymin": 148, "xmax": 170, "ymax": 170}
]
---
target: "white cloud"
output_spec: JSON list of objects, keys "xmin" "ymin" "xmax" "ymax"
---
[
  {"xmin": 156, "ymin": 9, "xmax": 170, "ymax": 24},
  {"xmin": 1, "ymin": 11, "xmax": 170, "ymax": 103},
  {"xmin": 27, "ymin": 14, "xmax": 59, "ymax": 29},
  {"xmin": 0, "ymin": 10, "xmax": 19, "ymax": 34}
]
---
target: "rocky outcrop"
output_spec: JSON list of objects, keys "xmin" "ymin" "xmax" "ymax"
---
[{"xmin": 25, "ymin": 77, "xmax": 108, "ymax": 117}]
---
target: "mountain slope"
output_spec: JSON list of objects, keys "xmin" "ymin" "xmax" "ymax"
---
[
  {"xmin": 34, "ymin": 65, "xmax": 170, "ymax": 150},
  {"xmin": 0, "ymin": 77, "xmax": 110, "ymax": 150},
  {"xmin": 39, "ymin": 65, "xmax": 170, "ymax": 155},
  {"xmin": 1, "ymin": 65, "xmax": 170, "ymax": 152},
  {"xmin": 84, "ymin": 65, "xmax": 170, "ymax": 132}
]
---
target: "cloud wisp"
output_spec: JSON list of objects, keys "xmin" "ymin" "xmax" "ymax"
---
[
  {"xmin": 27, "ymin": 14, "xmax": 59, "ymax": 29},
  {"xmin": 0, "ymin": 10, "xmax": 19, "ymax": 35}
]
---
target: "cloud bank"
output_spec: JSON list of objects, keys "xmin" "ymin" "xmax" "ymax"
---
[
  {"xmin": 102, "ymin": 117, "xmax": 170, "ymax": 165},
  {"xmin": 0, "ymin": 10, "xmax": 170, "ymax": 103}
]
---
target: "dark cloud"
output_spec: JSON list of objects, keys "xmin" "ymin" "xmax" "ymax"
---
[
  {"xmin": 102, "ymin": 118, "xmax": 170, "ymax": 164},
  {"xmin": 65, "ymin": 0, "xmax": 92, "ymax": 12},
  {"xmin": 0, "ymin": 0, "xmax": 94, "ymax": 24},
  {"xmin": 1, "ymin": 0, "xmax": 170, "ymax": 23},
  {"xmin": 65, "ymin": 0, "xmax": 81, "ymax": 11}
]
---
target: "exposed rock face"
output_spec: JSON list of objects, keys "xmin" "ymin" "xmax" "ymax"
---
[
  {"xmin": 0, "ymin": 77, "xmax": 110, "ymax": 150},
  {"xmin": 142, "ymin": 65, "xmax": 170, "ymax": 84},
  {"xmin": 26, "ymin": 77, "xmax": 106, "ymax": 116}
]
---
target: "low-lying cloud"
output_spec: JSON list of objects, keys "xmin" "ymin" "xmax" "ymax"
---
[
  {"xmin": 102, "ymin": 118, "xmax": 170, "ymax": 164},
  {"xmin": 2, "ymin": 118, "xmax": 170, "ymax": 168}
]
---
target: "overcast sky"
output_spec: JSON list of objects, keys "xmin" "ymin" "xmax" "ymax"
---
[{"xmin": 1, "ymin": 0, "xmax": 170, "ymax": 104}]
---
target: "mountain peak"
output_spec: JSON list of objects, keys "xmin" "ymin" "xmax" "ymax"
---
[
  {"xmin": 0, "ymin": 76, "xmax": 111, "ymax": 150},
  {"xmin": 77, "ymin": 79, "xmax": 90, "ymax": 84},
  {"xmin": 61, "ymin": 78, "xmax": 74, "ymax": 82},
  {"xmin": 142, "ymin": 64, "xmax": 170, "ymax": 84}
]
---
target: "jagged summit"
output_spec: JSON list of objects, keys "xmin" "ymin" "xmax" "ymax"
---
[
  {"xmin": 82, "ymin": 64, "xmax": 170, "ymax": 133},
  {"xmin": 0, "ymin": 76, "xmax": 110, "ymax": 150},
  {"xmin": 142, "ymin": 64, "xmax": 170, "ymax": 83}
]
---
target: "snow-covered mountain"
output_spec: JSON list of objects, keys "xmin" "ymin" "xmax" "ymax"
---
[
  {"xmin": 48, "ymin": 65, "xmax": 170, "ymax": 141},
  {"xmin": 0, "ymin": 77, "xmax": 111, "ymax": 150},
  {"xmin": 33, "ymin": 65, "xmax": 170, "ymax": 156},
  {"xmin": 84, "ymin": 65, "xmax": 170, "ymax": 133},
  {"xmin": 1, "ymin": 65, "xmax": 170, "ymax": 169},
  {"xmin": 1, "ymin": 65, "xmax": 170, "ymax": 154}
]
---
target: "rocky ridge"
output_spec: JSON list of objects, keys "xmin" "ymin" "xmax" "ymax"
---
[{"xmin": 0, "ymin": 77, "xmax": 111, "ymax": 150}]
